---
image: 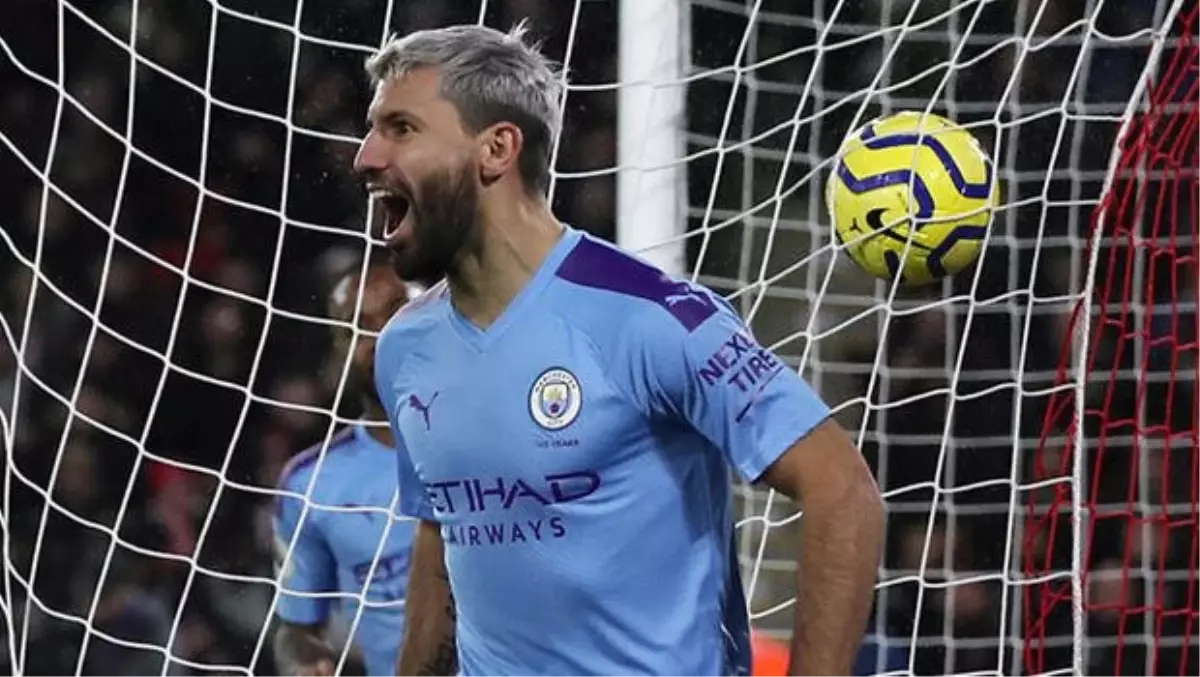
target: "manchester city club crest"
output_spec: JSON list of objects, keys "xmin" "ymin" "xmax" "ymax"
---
[{"xmin": 529, "ymin": 367, "xmax": 582, "ymax": 430}]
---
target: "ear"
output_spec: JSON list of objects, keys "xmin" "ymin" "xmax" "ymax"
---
[{"xmin": 477, "ymin": 122, "xmax": 524, "ymax": 186}]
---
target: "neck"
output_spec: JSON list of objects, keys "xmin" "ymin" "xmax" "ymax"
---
[
  {"xmin": 361, "ymin": 399, "xmax": 395, "ymax": 448},
  {"xmin": 448, "ymin": 192, "xmax": 563, "ymax": 329}
]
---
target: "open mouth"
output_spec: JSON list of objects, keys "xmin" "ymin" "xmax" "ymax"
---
[{"xmin": 369, "ymin": 187, "xmax": 411, "ymax": 242}]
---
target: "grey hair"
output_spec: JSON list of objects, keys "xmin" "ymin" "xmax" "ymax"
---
[{"xmin": 366, "ymin": 21, "xmax": 564, "ymax": 195}]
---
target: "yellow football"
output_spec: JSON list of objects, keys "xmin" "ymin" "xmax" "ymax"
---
[{"xmin": 826, "ymin": 111, "xmax": 998, "ymax": 286}]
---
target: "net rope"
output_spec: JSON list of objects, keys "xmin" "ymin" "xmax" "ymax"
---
[
  {"xmin": 1023, "ymin": 4, "xmax": 1198, "ymax": 674},
  {"xmin": 0, "ymin": 0, "xmax": 1195, "ymax": 674}
]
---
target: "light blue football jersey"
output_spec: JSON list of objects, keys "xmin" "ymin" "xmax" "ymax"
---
[
  {"xmin": 274, "ymin": 425, "xmax": 417, "ymax": 676},
  {"xmin": 374, "ymin": 228, "xmax": 833, "ymax": 676}
]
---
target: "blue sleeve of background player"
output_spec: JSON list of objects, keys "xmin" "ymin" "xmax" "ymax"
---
[
  {"xmin": 374, "ymin": 324, "xmax": 437, "ymax": 522},
  {"xmin": 273, "ymin": 483, "xmax": 337, "ymax": 624},
  {"xmin": 640, "ymin": 292, "xmax": 833, "ymax": 482}
]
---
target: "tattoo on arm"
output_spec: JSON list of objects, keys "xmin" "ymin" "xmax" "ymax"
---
[{"xmin": 417, "ymin": 570, "xmax": 457, "ymax": 676}]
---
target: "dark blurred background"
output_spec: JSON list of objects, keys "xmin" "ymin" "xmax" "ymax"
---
[{"xmin": 0, "ymin": 0, "xmax": 1195, "ymax": 675}]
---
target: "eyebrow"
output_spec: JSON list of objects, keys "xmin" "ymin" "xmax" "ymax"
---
[{"xmin": 366, "ymin": 109, "xmax": 420, "ymax": 131}]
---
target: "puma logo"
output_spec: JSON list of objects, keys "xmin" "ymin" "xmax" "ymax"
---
[
  {"xmin": 407, "ymin": 392, "xmax": 438, "ymax": 431},
  {"xmin": 664, "ymin": 290, "xmax": 703, "ymax": 306}
]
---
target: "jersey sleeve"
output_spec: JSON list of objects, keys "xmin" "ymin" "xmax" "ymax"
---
[
  {"xmin": 273, "ymin": 482, "xmax": 337, "ymax": 624},
  {"xmin": 374, "ymin": 321, "xmax": 437, "ymax": 522},
  {"xmin": 638, "ymin": 292, "xmax": 833, "ymax": 483},
  {"xmin": 392, "ymin": 432, "xmax": 436, "ymax": 521}
]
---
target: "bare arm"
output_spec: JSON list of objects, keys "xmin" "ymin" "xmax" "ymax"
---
[
  {"xmin": 397, "ymin": 519, "xmax": 457, "ymax": 676},
  {"xmin": 273, "ymin": 621, "xmax": 335, "ymax": 676},
  {"xmin": 760, "ymin": 418, "xmax": 886, "ymax": 676}
]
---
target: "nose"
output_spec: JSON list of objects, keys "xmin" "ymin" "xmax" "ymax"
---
[{"xmin": 354, "ymin": 129, "xmax": 387, "ymax": 176}]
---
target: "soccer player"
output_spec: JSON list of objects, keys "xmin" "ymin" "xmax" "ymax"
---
[
  {"xmin": 357, "ymin": 23, "xmax": 886, "ymax": 677},
  {"xmin": 272, "ymin": 258, "xmax": 422, "ymax": 676}
]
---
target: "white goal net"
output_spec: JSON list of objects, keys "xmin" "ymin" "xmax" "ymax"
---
[{"xmin": 0, "ymin": 0, "xmax": 1196, "ymax": 675}]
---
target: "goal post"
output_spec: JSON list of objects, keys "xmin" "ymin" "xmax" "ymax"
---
[
  {"xmin": 617, "ymin": 0, "xmax": 689, "ymax": 277},
  {"xmin": 0, "ymin": 1, "xmax": 1196, "ymax": 676}
]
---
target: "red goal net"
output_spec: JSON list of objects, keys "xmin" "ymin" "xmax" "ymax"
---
[{"xmin": 1023, "ymin": 4, "xmax": 1199, "ymax": 675}]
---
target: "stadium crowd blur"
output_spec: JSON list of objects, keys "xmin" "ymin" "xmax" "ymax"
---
[{"xmin": 0, "ymin": 0, "xmax": 1194, "ymax": 674}]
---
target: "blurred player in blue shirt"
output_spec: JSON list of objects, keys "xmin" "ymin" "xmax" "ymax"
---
[
  {"xmin": 272, "ymin": 257, "xmax": 421, "ymax": 676},
  {"xmin": 357, "ymin": 23, "xmax": 885, "ymax": 677}
]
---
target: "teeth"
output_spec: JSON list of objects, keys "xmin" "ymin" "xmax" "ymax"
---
[{"xmin": 369, "ymin": 188, "xmax": 410, "ymax": 205}]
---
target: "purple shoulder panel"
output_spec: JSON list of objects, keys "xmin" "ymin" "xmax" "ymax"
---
[{"xmin": 554, "ymin": 236, "xmax": 718, "ymax": 332}]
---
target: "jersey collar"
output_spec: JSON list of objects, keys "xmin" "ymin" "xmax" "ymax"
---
[{"xmin": 444, "ymin": 225, "xmax": 582, "ymax": 351}]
